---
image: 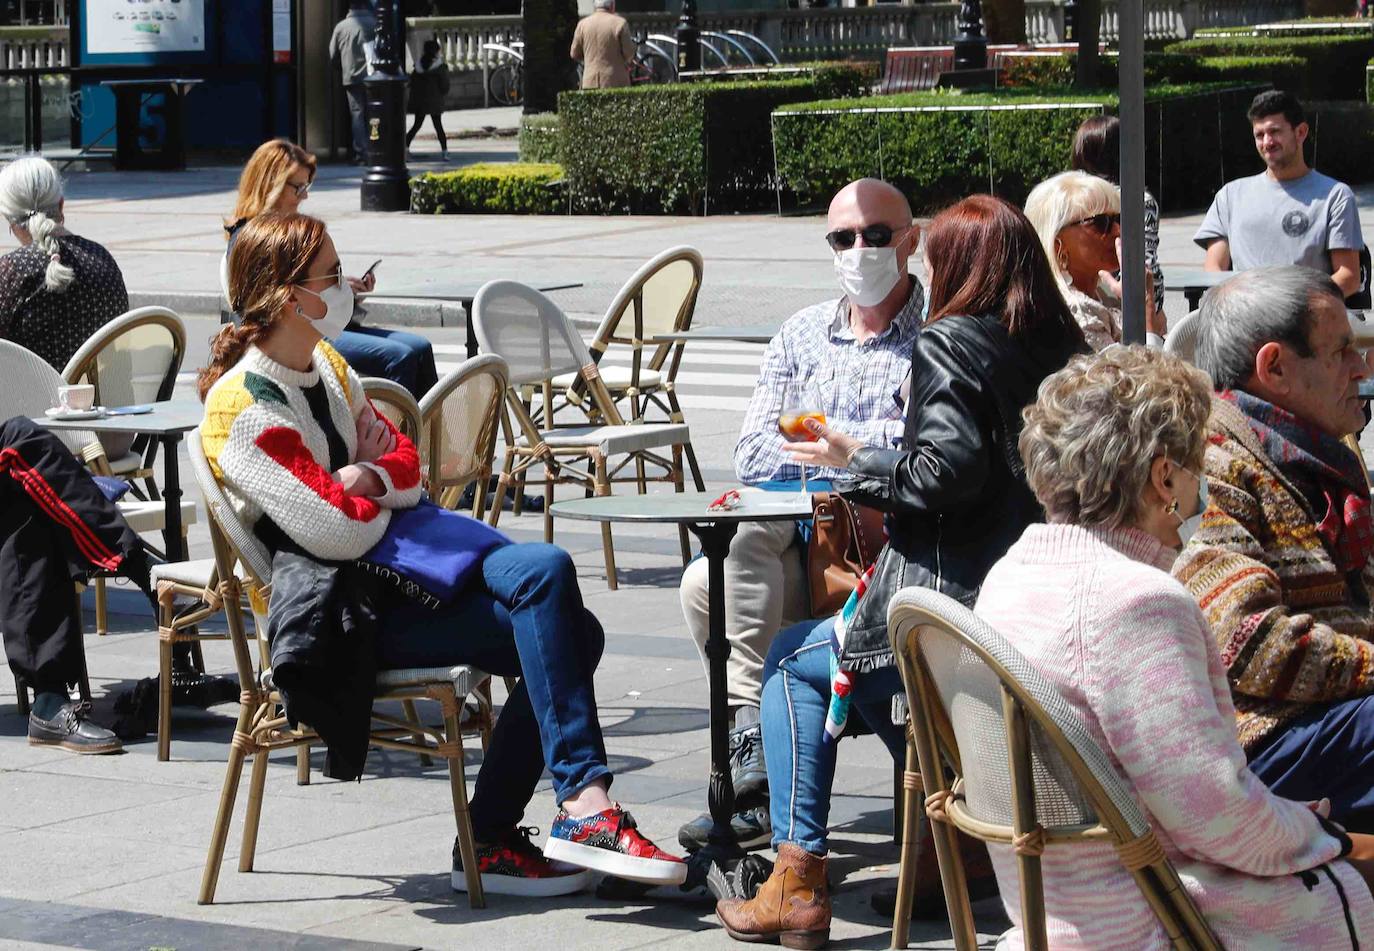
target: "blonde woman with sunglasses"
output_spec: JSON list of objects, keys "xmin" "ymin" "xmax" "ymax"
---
[
  {"xmin": 221, "ymin": 139, "xmax": 437, "ymax": 399},
  {"xmin": 1025, "ymin": 170, "xmax": 1167, "ymax": 352}
]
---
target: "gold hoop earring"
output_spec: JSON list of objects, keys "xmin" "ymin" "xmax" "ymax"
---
[{"xmin": 1165, "ymin": 499, "xmax": 1180, "ymax": 516}]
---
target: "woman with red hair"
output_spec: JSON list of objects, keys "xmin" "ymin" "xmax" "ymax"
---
[{"xmin": 715, "ymin": 195, "xmax": 1086, "ymax": 949}]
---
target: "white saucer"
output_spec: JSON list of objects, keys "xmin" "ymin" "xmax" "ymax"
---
[{"xmin": 45, "ymin": 406, "xmax": 105, "ymax": 420}]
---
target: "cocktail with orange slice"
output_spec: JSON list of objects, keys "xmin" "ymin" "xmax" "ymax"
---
[{"xmin": 779, "ymin": 381, "xmax": 824, "ymax": 491}]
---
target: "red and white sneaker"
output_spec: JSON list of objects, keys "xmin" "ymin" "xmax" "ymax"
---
[
  {"xmin": 543, "ymin": 804, "xmax": 688, "ymax": 885},
  {"xmin": 452, "ymin": 826, "xmax": 593, "ymax": 897}
]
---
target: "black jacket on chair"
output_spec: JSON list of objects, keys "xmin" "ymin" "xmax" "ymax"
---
[{"xmin": 837, "ymin": 311, "xmax": 1086, "ymax": 667}]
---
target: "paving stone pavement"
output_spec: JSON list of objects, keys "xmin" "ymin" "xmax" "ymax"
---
[{"xmin": 1, "ymin": 125, "xmax": 1371, "ymax": 950}]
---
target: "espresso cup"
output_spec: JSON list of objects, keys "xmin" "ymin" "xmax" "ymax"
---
[{"xmin": 58, "ymin": 384, "xmax": 95, "ymax": 412}]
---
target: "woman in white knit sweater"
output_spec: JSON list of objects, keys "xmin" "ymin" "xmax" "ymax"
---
[
  {"xmin": 198, "ymin": 212, "xmax": 686, "ymax": 899},
  {"xmin": 975, "ymin": 346, "xmax": 1374, "ymax": 949}
]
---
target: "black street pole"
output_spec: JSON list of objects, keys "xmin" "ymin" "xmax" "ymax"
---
[
  {"xmin": 952, "ymin": 0, "xmax": 989, "ymax": 71},
  {"xmin": 361, "ymin": 0, "xmax": 410, "ymax": 212},
  {"xmin": 677, "ymin": 0, "xmax": 701, "ymax": 73},
  {"xmin": 1119, "ymin": 0, "xmax": 1146, "ymax": 343}
]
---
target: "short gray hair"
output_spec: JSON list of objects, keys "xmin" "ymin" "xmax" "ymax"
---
[
  {"xmin": 1194, "ymin": 265, "xmax": 1344, "ymax": 390},
  {"xmin": 1021, "ymin": 346, "xmax": 1213, "ymax": 529},
  {"xmin": 0, "ymin": 155, "xmax": 72, "ymax": 293},
  {"xmin": 594, "ymin": 0, "xmax": 613, "ymax": 8}
]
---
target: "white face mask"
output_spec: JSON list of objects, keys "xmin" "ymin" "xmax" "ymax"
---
[
  {"xmin": 1172, "ymin": 463, "xmax": 1210, "ymax": 546},
  {"xmin": 296, "ymin": 275, "xmax": 354, "ymax": 340},
  {"xmin": 834, "ymin": 246, "xmax": 902, "ymax": 307}
]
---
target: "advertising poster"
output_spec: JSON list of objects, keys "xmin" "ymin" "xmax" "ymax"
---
[{"xmin": 86, "ymin": 0, "xmax": 207, "ymax": 55}]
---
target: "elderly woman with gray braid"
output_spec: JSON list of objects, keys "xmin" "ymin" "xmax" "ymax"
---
[
  {"xmin": 0, "ymin": 156, "xmax": 127, "ymax": 370},
  {"xmin": 975, "ymin": 345, "xmax": 1374, "ymax": 949}
]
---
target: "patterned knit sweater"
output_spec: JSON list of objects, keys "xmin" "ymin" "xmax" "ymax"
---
[
  {"xmin": 1173, "ymin": 395, "xmax": 1374, "ymax": 752},
  {"xmin": 200, "ymin": 342, "xmax": 421, "ymax": 562},
  {"xmin": 977, "ymin": 523, "xmax": 1372, "ymax": 951}
]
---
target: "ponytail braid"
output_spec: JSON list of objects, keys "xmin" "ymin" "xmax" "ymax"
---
[{"xmin": 25, "ymin": 209, "xmax": 75, "ymax": 293}]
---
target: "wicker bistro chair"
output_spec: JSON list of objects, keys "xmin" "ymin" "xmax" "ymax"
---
[
  {"xmin": 472, "ymin": 280, "xmax": 694, "ymax": 589},
  {"xmin": 361, "ymin": 376, "xmax": 423, "ymax": 444},
  {"xmin": 886, "ymin": 586, "xmax": 1223, "ymax": 951},
  {"xmin": 187, "ymin": 430, "xmax": 492, "ymax": 906},
  {"xmin": 415, "ymin": 355, "xmax": 508, "ymax": 517},
  {"xmin": 551, "ymin": 246, "xmax": 707, "ymax": 491},
  {"xmin": 62, "ymin": 306, "xmax": 187, "ymax": 491}
]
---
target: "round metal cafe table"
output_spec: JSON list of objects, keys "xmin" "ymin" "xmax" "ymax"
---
[{"xmin": 551, "ymin": 490, "xmax": 813, "ymax": 897}]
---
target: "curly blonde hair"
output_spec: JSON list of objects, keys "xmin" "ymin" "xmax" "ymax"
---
[{"xmin": 1020, "ymin": 346, "xmax": 1212, "ymax": 528}]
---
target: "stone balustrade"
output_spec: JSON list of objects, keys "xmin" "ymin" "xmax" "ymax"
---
[{"xmin": 0, "ymin": 26, "xmax": 69, "ymax": 71}]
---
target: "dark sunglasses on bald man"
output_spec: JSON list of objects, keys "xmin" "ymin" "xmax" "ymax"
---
[{"xmin": 825, "ymin": 224, "xmax": 909, "ymax": 252}]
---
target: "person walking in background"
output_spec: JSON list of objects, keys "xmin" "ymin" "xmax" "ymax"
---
[
  {"xmin": 0, "ymin": 156, "xmax": 127, "ymax": 372},
  {"xmin": 1071, "ymin": 115, "xmax": 1167, "ymax": 322},
  {"xmin": 329, "ymin": 0, "xmax": 377, "ymax": 165},
  {"xmin": 571, "ymin": 0, "xmax": 636, "ymax": 89},
  {"xmin": 406, "ymin": 40, "xmax": 451, "ymax": 161}
]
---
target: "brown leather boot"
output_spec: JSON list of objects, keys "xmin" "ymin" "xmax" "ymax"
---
[{"xmin": 716, "ymin": 843, "xmax": 830, "ymax": 949}]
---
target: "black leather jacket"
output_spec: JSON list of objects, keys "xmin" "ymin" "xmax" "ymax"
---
[{"xmin": 843, "ymin": 311, "xmax": 1086, "ymax": 607}]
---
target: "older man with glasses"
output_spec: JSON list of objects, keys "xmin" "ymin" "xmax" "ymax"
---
[
  {"xmin": 676, "ymin": 177, "xmax": 921, "ymax": 852},
  {"xmin": 1175, "ymin": 265, "xmax": 1374, "ymax": 834}
]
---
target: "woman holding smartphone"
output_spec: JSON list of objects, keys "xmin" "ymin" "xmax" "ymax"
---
[{"xmin": 222, "ymin": 139, "xmax": 437, "ymax": 399}]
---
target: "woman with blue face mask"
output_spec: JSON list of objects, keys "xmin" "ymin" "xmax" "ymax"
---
[{"xmin": 975, "ymin": 345, "xmax": 1374, "ymax": 950}]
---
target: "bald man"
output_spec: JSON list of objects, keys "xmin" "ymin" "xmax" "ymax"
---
[{"xmin": 677, "ymin": 178, "xmax": 922, "ymax": 851}]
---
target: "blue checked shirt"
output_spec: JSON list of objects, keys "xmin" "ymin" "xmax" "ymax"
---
[{"xmin": 734, "ymin": 281, "xmax": 923, "ymax": 484}]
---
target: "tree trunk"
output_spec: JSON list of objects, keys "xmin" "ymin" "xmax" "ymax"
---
[
  {"xmin": 522, "ymin": 0, "xmax": 579, "ymax": 115},
  {"xmin": 1074, "ymin": 0, "xmax": 1101, "ymax": 89},
  {"xmin": 984, "ymin": 0, "xmax": 1027, "ymax": 45}
]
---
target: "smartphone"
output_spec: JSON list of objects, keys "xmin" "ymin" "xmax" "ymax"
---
[
  {"xmin": 361, "ymin": 258, "xmax": 382, "ymax": 283},
  {"xmin": 106, "ymin": 404, "xmax": 155, "ymax": 416}
]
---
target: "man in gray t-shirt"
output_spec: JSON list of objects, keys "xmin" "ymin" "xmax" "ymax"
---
[{"xmin": 1196, "ymin": 90, "xmax": 1364, "ymax": 300}]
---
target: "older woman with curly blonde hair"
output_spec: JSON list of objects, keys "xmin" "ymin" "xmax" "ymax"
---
[
  {"xmin": 1024, "ymin": 170, "xmax": 1167, "ymax": 351},
  {"xmin": 974, "ymin": 345, "xmax": 1374, "ymax": 950}
]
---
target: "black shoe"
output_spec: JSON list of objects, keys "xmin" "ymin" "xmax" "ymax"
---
[
  {"xmin": 729, "ymin": 723, "xmax": 767, "ymax": 805},
  {"xmin": 28, "ymin": 701, "xmax": 122, "ymax": 754},
  {"xmin": 677, "ymin": 803, "xmax": 771, "ymax": 853},
  {"xmin": 169, "ymin": 671, "xmax": 239, "ymax": 709}
]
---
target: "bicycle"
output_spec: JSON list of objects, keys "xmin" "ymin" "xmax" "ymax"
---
[
  {"xmin": 482, "ymin": 41, "xmax": 524, "ymax": 107},
  {"xmin": 629, "ymin": 36, "xmax": 677, "ymax": 85}
]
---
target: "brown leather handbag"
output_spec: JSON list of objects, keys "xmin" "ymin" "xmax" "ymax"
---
[{"xmin": 807, "ymin": 492, "xmax": 886, "ymax": 618}]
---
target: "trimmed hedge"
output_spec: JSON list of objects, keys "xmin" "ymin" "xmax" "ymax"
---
[
  {"xmin": 772, "ymin": 84, "xmax": 1267, "ymax": 214},
  {"xmin": 559, "ymin": 79, "xmax": 828, "ymax": 214},
  {"xmin": 519, "ymin": 113, "xmax": 560, "ymax": 164},
  {"xmin": 410, "ymin": 163, "xmax": 564, "ymax": 215},
  {"xmin": 1001, "ymin": 52, "xmax": 1306, "ymax": 96},
  {"xmin": 1165, "ymin": 35, "xmax": 1374, "ymax": 100},
  {"xmin": 681, "ymin": 60, "xmax": 878, "ymax": 99}
]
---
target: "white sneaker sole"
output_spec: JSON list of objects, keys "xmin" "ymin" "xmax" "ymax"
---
[
  {"xmin": 543, "ymin": 836, "xmax": 689, "ymax": 886},
  {"xmin": 451, "ymin": 866, "xmax": 594, "ymax": 897}
]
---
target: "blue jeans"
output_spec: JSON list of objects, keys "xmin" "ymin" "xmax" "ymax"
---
[
  {"xmin": 376, "ymin": 542, "xmax": 610, "ymax": 840},
  {"xmin": 1247, "ymin": 694, "xmax": 1374, "ymax": 834},
  {"xmin": 762, "ymin": 616, "xmax": 905, "ymax": 854},
  {"xmin": 335, "ymin": 325, "xmax": 438, "ymax": 400}
]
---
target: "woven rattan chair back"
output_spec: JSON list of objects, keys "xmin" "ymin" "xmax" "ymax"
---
[
  {"xmin": 361, "ymin": 376, "xmax": 422, "ymax": 443},
  {"xmin": 0, "ymin": 338, "xmax": 102, "ymax": 460},
  {"xmin": 886, "ymin": 586, "xmax": 1222, "ymax": 951},
  {"xmin": 416, "ymin": 354, "xmax": 508, "ymax": 515}
]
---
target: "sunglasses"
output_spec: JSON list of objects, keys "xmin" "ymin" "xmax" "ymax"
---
[
  {"xmin": 287, "ymin": 179, "xmax": 312, "ymax": 199},
  {"xmin": 1071, "ymin": 212, "xmax": 1121, "ymax": 236},
  {"xmin": 825, "ymin": 224, "xmax": 908, "ymax": 252}
]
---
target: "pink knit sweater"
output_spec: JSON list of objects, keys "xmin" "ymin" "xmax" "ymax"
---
[{"xmin": 974, "ymin": 523, "xmax": 1374, "ymax": 950}]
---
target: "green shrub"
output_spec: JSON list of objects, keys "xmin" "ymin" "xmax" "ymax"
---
[
  {"xmin": 559, "ymin": 79, "xmax": 827, "ymax": 214},
  {"xmin": 518, "ymin": 113, "xmax": 560, "ymax": 164},
  {"xmin": 681, "ymin": 60, "xmax": 877, "ymax": 99},
  {"xmin": 410, "ymin": 163, "xmax": 564, "ymax": 215},
  {"xmin": 1165, "ymin": 35, "xmax": 1374, "ymax": 100},
  {"xmin": 1001, "ymin": 51, "xmax": 1306, "ymax": 94},
  {"xmin": 1198, "ymin": 18, "xmax": 1374, "ymax": 38},
  {"xmin": 772, "ymin": 84, "xmax": 1267, "ymax": 214},
  {"xmin": 1307, "ymin": 100, "xmax": 1374, "ymax": 185}
]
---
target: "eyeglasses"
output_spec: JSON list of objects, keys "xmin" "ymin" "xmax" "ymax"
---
[
  {"xmin": 825, "ymin": 224, "xmax": 908, "ymax": 252},
  {"xmin": 1071, "ymin": 212, "xmax": 1121, "ymax": 236},
  {"xmin": 287, "ymin": 179, "xmax": 312, "ymax": 199}
]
